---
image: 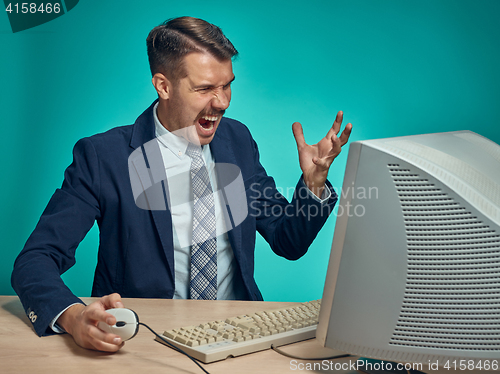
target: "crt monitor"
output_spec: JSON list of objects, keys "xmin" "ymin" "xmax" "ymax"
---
[{"xmin": 317, "ymin": 130, "xmax": 500, "ymax": 369}]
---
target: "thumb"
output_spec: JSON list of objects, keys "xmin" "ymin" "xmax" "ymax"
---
[{"xmin": 292, "ymin": 122, "xmax": 306, "ymax": 148}]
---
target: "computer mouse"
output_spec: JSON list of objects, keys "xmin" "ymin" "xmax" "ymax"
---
[{"xmin": 97, "ymin": 308, "xmax": 139, "ymax": 341}]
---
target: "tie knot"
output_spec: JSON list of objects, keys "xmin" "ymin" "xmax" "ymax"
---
[{"xmin": 186, "ymin": 143, "xmax": 203, "ymax": 159}]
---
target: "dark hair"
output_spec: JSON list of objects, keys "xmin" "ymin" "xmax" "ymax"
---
[{"xmin": 146, "ymin": 16, "xmax": 238, "ymax": 81}]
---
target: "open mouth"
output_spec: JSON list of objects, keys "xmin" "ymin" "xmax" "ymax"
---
[{"xmin": 198, "ymin": 115, "xmax": 218, "ymax": 132}]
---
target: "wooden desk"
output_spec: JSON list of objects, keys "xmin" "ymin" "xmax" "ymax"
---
[{"xmin": 0, "ymin": 296, "xmax": 357, "ymax": 374}]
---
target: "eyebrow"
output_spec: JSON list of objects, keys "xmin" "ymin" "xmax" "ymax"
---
[{"xmin": 193, "ymin": 76, "xmax": 236, "ymax": 90}]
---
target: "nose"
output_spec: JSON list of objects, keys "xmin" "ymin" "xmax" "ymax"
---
[{"xmin": 212, "ymin": 87, "xmax": 230, "ymax": 111}]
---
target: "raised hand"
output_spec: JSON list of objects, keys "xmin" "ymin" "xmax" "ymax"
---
[{"xmin": 292, "ymin": 111, "xmax": 352, "ymax": 197}]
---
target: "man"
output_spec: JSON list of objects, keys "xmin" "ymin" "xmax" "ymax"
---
[{"xmin": 11, "ymin": 17, "xmax": 352, "ymax": 352}]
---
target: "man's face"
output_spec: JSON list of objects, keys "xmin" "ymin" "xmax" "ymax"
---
[{"xmin": 162, "ymin": 52, "xmax": 234, "ymax": 145}]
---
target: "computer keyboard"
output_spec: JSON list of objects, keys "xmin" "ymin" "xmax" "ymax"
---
[{"xmin": 155, "ymin": 299, "xmax": 321, "ymax": 363}]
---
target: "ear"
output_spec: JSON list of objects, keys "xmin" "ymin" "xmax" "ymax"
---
[{"xmin": 152, "ymin": 73, "xmax": 171, "ymax": 100}]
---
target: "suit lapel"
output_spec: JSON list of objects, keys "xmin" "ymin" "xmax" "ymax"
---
[
  {"xmin": 129, "ymin": 100, "xmax": 175, "ymax": 285},
  {"xmin": 210, "ymin": 127, "xmax": 244, "ymax": 267},
  {"xmin": 144, "ymin": 144, "xmax": 176, "ymax": 281}
]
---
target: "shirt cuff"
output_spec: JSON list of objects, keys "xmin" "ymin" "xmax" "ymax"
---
[
  {"xmin": 50, "ymin": 303, "xmax": 84, "ymax": 334},
  {"xmin": 301, "ymin": 178, "xmax": 332, "ymax": 204}
]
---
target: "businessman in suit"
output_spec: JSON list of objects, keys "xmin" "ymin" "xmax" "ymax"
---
[{"xmin": 11, "ymin": 17, "xmax": 352, "ymax": 352}]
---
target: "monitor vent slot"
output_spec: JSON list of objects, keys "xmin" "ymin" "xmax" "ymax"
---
[{"xmin": 387, "ymin": 164, "xmax": 500, "ymax": 351}]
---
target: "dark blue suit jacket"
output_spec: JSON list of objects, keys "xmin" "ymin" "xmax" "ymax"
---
[{"xmin": 12, "ymin": 101, "xmax": 337, "ymax": 336}]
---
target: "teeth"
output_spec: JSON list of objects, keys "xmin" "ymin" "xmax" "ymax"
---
[{"xmin": 202, "ymin": 115, "xmax": 218, "ymax": 121}]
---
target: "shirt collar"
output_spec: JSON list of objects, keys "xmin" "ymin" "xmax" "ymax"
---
[{"xmin": 153, "ymin": 102, "xmax": 189, "ymax": 159}]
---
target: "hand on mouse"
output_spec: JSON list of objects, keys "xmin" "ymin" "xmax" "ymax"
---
[{"xmin": 57, "ymin": 293, "xmax": 126, "ymax": 352}]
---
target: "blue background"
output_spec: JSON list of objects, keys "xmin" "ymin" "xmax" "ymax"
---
[{"xmin": 1, "ymin": 0, "xmax": 499, "ymax": 302}]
